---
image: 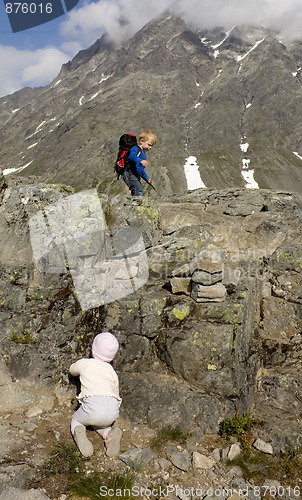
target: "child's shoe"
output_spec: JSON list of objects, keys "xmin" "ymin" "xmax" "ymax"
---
[
  {"xmin": 105, "ymin": 427, "xmax": 122, "ymax": 457},
  {"xmin": 74, "ymin": 426, "xmax": 94, "ymax": 457}
]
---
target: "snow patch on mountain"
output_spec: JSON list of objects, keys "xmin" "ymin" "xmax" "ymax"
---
[
  {"xmin": 293, "ymin": 151, "xmax": 302, "ymax": 161},
  {"xmin": 27, "ymin": 142, "xmax": 38, "ymax": 149},
  {"xmin": 184, "ymin": 156, "xmax": 206, "ymax": 190},
  {"xmin": 240, "ymin": 141, "xmax": 259, "ymax": 189},
  {"xmin": 237, "ymin": 38, "xmax": 266, "ymax": 62},
  {"xmin": 213, "ymin": 27, "xmax": 236, "ymax": 49},
  {"xmin": 242, "ymin": 169, "xmax": 259, "ymax": 189},
  {"xmin": 52, "ymin": 79, "xmax": 61, "ymax": 88},
  {"xmin": 4, "ymin": 161, "xmax": 33, "ymax": 176},
  {"xmin": 26, "ymin": 121, "xmax": 47, "ymax": 139}
]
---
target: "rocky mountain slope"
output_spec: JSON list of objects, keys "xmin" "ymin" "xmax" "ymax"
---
[
  {"xmin": 0, "ymin": 14, "xmax": 302, "ymax": 195},
  {"xmin": 0, "ymin": 169, "xmax": 301, "ymax": 497}
]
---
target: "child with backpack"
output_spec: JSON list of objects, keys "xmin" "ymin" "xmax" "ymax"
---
[
  {"xmin": 69, "ymin": 332, "xmax": 122, "ymax": 458},
  {"xmin": 122, "ymin": 130, "xmax": 157, "ymax": 196}
]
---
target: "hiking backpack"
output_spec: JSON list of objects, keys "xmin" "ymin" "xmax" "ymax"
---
[{"xmin": 115, "ymin": 133, "xmax": 141, "ymax": 179}]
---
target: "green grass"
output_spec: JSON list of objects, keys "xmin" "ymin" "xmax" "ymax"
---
[
  {"xmin": 43, "ymin": 442, "xmax": 85, "ymax": 477},
  {"xmin": 41, "ymin": 442, "xmax": 135, "ymax": 500},
  {"xmin": 219, "ymin": 415, "xmax": 302, "ymax": 484},
  {"xmin": 70, "ymin": 472, "xmax": 135, "ymax": 500},
  {"xmin": 227, "ymin": 446, "xmax": 302, "ymax": 484},
  {"xmin": 151, "ymin": 425, "xmax": 189, "ymax": 450},
  {"xmin": 10, "ymin": 330, "xmax": 37, "ymax": 344},
  {"xmin": 219, "ymin": 413, "xmax": 258, "ymax": 440}
]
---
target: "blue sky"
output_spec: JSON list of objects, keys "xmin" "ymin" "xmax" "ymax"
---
[
  {"xmin": 0, "ymin": 0, "xmax": 164, "ymax": 97},
  {"xmin": 0, "ymin": 0, "xmax": 100, "ymax": 97},
  {"xmin": 0, "ymin": 5, "xmax": 59, "ymax": 51},
  {"xmin": 1, "ymin": 0, "xmax": 302, "ymax": 99}
]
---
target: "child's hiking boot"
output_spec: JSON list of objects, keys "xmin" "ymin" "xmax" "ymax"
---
[
  {"xmin": 105, "ymin": 427, "xmax": 122, "ymax": 457},
  {"xmin": 74, "ymin": 426, "xmax": 94, "ymax": 457}
]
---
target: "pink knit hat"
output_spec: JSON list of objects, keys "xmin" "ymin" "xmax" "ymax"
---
[{"xmin": 92, "ymin": 332, "xmax": 119, "ymax": 362}]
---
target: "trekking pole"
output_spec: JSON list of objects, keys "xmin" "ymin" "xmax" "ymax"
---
[{"xmin": 145, "ymin": 178, "xmax": 156, "ymax": 190}]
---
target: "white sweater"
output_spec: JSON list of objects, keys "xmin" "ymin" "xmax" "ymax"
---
[{"xmin": 69, "ymin": 358, "xmax": 121, "ymax": 403}]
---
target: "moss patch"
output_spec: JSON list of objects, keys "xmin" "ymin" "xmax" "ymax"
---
[
  {"xmin": 172, "ymin": 304, "xmax": 190, "ymax": 320},
  {"xmin": 151, "ymin": 425, "xmax": 189, "ymax": 450}
]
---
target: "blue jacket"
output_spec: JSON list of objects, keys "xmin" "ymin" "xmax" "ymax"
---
[{"xmin": 128, "ymin": 146, "xmax": 150, "ymax": 181}]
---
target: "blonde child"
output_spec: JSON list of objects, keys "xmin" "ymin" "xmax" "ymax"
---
[{"xmin": 123, "ymin": 129, "xmax": 157, "ymax": 196}]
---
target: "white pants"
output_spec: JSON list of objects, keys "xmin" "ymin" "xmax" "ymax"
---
[{"xmin": 71, "ymin": 396, "xmax": 120, "ymax": 439}]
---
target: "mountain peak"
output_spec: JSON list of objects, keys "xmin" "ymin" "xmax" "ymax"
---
[
  {"xmin": 0, "ymin": 16, "xmax": 301, "ymax": 195},
  {"xmin": 61, "ymin": 33, "xmax": 115, "ymax": 74}
]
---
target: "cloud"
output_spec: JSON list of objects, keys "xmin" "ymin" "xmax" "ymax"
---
[
  {"xmin": 22, "ymin": 47, "xmax": 70, "ymax": 83},
  {"xmin": 175, "ymin": 0, "xmax": 302, "ymax": 39},
  {"xmin": 60, "ymin": 1, "xmax": 124, "ymax": 44},
  {"xmin": 2, "ymin": 0, "xmax": 302, "ymax": 98},
  {"xmin": 60, "ymin": 0, "xmax": 302, "ymax": 43},
  {"xmin": 0, "ymin": 45, "xmax": 71, "ymax": 97},
  {"xmin": 59, "ymin": 0, "xmax": 167, "ymax": 44}
]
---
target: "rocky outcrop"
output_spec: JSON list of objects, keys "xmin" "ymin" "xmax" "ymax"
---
[
  {"xmin": 0, "ymin": 178, "xmax": 302, "ymax": 494},
  {"xmin": 170, "ymin": 260, "xmax": 227, "ymax": 302}
]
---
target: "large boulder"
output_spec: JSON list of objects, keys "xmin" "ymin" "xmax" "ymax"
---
[{"xmin": 0, "ymin": 182, "xmax": 301, "ymax": 451}]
